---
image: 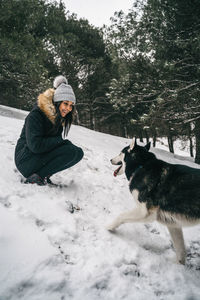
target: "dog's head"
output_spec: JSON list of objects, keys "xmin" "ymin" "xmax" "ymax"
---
[{"xmin": 111, "ymin": 139, "xmax": 151, "ymax": 177}]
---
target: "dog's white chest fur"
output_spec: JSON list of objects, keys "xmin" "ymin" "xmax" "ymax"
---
[{"xmin": 131, "ymin": 189, "xmax": 139, "ymax": 203}]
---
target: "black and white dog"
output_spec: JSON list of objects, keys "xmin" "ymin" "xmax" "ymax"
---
[{"xmin": 107, "ymin": 139, "xmax": 200, "ymax": 264}]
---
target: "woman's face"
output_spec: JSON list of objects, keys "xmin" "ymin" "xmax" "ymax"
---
[{"xmin": 59, "ymin": 101, "xmax": 74, "ymax": 117}]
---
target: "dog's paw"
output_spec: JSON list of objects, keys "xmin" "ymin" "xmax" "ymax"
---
[
  {"xmin": 176, "ymin": 251, "xmax": 186, "ymax": 265},
  {"xmin": 106, "ymin": 224, "xmax": 116, "ymax": 232},
  {"xmin": 177, "ymin": 257, "xmax": 186, "ymax": 265},
  {"xmin": 170, "ymin": 255, "xmax": 185, "ymax": 265}
]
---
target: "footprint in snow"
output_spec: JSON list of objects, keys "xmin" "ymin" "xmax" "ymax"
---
[
  {"xmin": 0, "ymin": 196, "xmax": 11, "ymax": 208},
  {"xmin": 35, "ymin": 218, "xmax": 46, "ymax": 231}
]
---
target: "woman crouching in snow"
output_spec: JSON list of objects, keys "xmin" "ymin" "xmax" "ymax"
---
[{"xmin": 14, "ymin": 75, "xmax": 84, "ymax": 186}]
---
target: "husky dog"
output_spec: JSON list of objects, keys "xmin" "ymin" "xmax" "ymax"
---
[{"xmin": 107, "ymin": 139, "xmax": 200, "ymax": 264}]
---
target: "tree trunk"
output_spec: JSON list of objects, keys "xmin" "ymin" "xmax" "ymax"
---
[
  {"xmin": 152, "ymin": 130, "xmax": 157, "ymax": 147},
  {"xmin": 167, "ymin": 135, "xmax": 174, "ymax": 153},
  {"xmin": 75, "ymin": 110, "xmax": 80, "ymax": 125},
  {"xmin": 139, "ymin": 130, "xmax": 143, "ymax": 143},
  {"xmin": 194, "ymin": 119, "xmax": 200, "ymax": 164},
  {"xmin": 189, "ymin": 136, "xmax": 194, "ymax": 158},
  {"xmin": 187, "ymin": 123, "xmax": 194, "ymax": 158},
  {"xmin": 139, "ymin": 137, "xmax": 143, "ymax": 143},
  {"xmin": 144, "ymin": 130, "xmax": 149, "ymax": 143},
  {"xmin": 89, "ymin": 107, "xmax": 94, "ymax": 130},
  {"xmin": 153, "ymin": 135, "xmax": 156, "ymax": 147}
]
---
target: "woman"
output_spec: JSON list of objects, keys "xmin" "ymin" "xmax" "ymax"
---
[{"xmin": 15, "ymin": 75, "xmax": 84, "ymax": 186}]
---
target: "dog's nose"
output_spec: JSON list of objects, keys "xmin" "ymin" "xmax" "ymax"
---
[{"xmin": 110, "ymin": 159, "xmax": 113, "ymax": 163}]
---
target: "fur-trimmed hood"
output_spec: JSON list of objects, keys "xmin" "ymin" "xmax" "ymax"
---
[
  {"xmin": 37, "ymin": 88, "xmax": 57, "ymax": 124},
  {"xmin": 37, "ymin": 88, "xmax": 71, "ymax": 139}
]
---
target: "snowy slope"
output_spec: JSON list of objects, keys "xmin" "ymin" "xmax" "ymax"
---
[{"xmin": 0, "ymin": 106, "xmax": 200, "ymax": 300}]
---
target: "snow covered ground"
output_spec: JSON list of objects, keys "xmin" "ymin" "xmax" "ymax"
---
[{"xmin": 0, "ymin": 105, "xmax": 200, "ymax": 300}]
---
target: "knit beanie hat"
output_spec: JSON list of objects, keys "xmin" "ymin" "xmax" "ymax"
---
[{"xmin": 53, "ymin": 75, "xmax": 76, "ymax": 104}]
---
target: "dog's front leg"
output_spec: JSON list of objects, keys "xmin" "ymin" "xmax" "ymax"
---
[
  {"xmin": 167, "ymin": 226, "xmax": 186, "ymax": 264},
  {"xmin": 107, "ymin": 204, "xmax": 148, "ymax": 231}
]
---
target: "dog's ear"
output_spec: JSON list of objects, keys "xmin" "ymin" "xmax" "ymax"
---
[
  {"xmin": 145, "ymin": 142, "xmax": 151, "ymax": 151},
  {"xmin": 130, "ymin": 138, "xmax": 137, "ymax": 150},
  {"xmin": 130, "ymin": 138, "xmax": 135, "ymax": 150}
]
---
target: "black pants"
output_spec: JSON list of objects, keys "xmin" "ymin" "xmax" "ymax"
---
[{"xmin": 17, "ymin": 142, "xmax": 84, "ymax": 179}]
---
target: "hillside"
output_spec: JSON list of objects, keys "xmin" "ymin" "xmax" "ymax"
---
[{"xmin": 0, "ymin": 106, "xmax": 200, "ymax": 300}]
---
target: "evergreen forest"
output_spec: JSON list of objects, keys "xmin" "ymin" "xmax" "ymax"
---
[{"xmin": 1, "ymin": 0, "xmax": 200, "ymax": 162}]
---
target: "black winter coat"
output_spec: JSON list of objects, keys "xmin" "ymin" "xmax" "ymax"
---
[{"xmin": 15, "ymin": 88, "xmax": 68, "ymax": 168}]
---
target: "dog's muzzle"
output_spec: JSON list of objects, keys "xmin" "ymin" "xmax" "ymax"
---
[
  {"xmin": 110, "ymin": 159, "xmax": 122, "ymax": 177},
  {"xmin": 113, "ymin": 164, "xmax": 122, "ymax": 177}
]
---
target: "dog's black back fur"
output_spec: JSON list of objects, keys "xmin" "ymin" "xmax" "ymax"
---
[{"xmin": 124, "ymin": 143, "xmax": 200, "ymax": 220}]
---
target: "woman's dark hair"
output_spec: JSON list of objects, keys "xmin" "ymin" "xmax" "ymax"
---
[{"xmin": 48, "ymin": 102, "xmax": 76, "ymax": 135}]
